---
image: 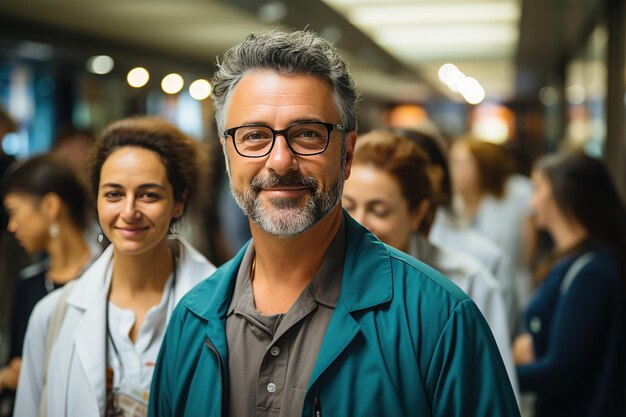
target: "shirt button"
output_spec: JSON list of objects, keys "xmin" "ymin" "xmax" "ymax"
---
[
  {"xmin": 267, "ymin": 382, "xmax": 276, "ymax": 394},
  {"xmin": 270, "ymin": 346, "xmax": 280, "ymax": 356}
]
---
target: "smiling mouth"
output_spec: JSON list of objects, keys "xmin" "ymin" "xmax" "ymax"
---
[
  {"xmin": 115, "ymin": 226, "xmax": 149, "ymax": 235},
  {"xmin": 261, "ymin": 187, "xmax": 311, "ymax": 197}
]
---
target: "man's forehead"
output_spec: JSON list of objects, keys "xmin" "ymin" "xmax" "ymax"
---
[{"xmin": 226, "ymin": 70, "xmax": 340, "ymax": 126}]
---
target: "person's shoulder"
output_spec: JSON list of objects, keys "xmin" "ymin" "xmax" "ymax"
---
[
  {"xmin": 176, "ymin": 237, "xmax": 218, "ymax": 286},
  {"xmin": 576, "ymin": 250, "xmax": 621, "ymax": 282},
  {"xmin": 26, "ymin": 287, "xmax": 67, "ymax": 328},
  {"xmin": 386, "ymin": 243, "xmax": 470, "ymax": 305},
  {"xmin": 19, "ymin": 259, "xmax": 49, "ymax": 281},
  {"xmin": 176, "ymin": 254, "xmax": 240, "ymax": 323},
  {"xmin": 430, "ymin": 241, "xmax": 500, "ymax": 291}
]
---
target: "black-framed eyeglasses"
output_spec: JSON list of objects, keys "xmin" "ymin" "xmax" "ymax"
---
[{"xmin": 223, "ymin": 121, "xmax": 344, "ymax": 158}]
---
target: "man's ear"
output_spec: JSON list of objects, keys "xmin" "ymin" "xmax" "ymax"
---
[{"xmin": 343, "ymin": 131, "xmax": 357, "ymax": 180}]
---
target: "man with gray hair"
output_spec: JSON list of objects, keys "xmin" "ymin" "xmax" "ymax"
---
[{"xmin": 149, "ymin": 29, "xmax": 519, "ymax": 417}]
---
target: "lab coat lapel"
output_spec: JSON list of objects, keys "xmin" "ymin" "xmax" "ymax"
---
[
  {"xmin": 67, "ymin": 246, "xmax": 112, "ymax": 414},
  {"xmin": 74, "ymin": 292, "xmax": 107, "ymax": 412}
]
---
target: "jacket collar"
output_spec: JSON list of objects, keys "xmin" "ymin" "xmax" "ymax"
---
[
  {"xmin": 66, "ymin": 244, "xmax": 113, "ymax": 309},
  {"xmin": 67, "ymin": 236, "xmax": 215, "ymax": 310},
  {"xmin": 183, "ymin": 210, "xmax": 393, "ymax": 321}
]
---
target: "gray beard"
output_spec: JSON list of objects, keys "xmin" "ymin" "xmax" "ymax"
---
[
  {"xmin": 232, "ymin": 171, "xmax": 344, "ymax": 237},
  {"xmin": 225, "ymin": 142, "xmax": 347, "ymax": 237}
]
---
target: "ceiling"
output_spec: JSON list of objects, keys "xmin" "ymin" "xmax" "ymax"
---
[{"xmin": 0, "ymin": 0, "xmax": 606, "ymax": 105}]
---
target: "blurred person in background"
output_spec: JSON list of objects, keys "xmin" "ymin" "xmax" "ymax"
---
[
  {"xmin": 179, "ymin": 140, "xmax": 231, "ymax": 267},
  {"xmin": 447, "ymin": 138, "xmax": 535, "ymax": 313},
  {"xmin": 343, "ymin": 130, "xmax": 519, "ymax": 403},
  {"xmin": 0, "ymin": 154, "xmax": 96, "ymax": 416},
  {"xmin": 397, "ymin": 127, "xmax": 519, "ymax": 334},
  {"xmin": 51, "ymin": 125, "xmax": 95, "ymax": 176},
  {"xmin": 51, "ymin": 125, "xmax": 105, "ymax": 255},
  {"xmin": 0, "ymin": 107, "xmax": 18, "ymax": 235},
  {"xmin": 513, "ymin": 152, "xmax": 626, "ymax": 417},
  {"xmin": 0, "ymin": 107, "xmax": 30, "ymax": 413},
  {"xmin": 14, "ymin": 117, "xmax": 216, "ymax": 416}
]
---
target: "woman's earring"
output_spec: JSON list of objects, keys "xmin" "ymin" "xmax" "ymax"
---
[
  {"xmin": 97, "ymin": 233, "xmax": 104, "ymax": 244},
  {"xmin": 49, "ymin": 223, "xmax": 60, "ymax": 238}
]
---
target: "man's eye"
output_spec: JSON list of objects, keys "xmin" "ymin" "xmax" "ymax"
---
[
  {"xmin": 293, "ymin": 128, "xmax": 323, "ymax": 138},
  {"xmin": 299, "ymin": 130, "xmax": 320, "ymax": 138},
  {"xmin": 243, "ymin": 131, "xmax": 271, "ymax": 141}
]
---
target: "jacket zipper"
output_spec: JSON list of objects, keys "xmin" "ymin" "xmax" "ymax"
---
[{"xmin": 204, "ymin": 337, "xmax": 225, "ymax": 417}]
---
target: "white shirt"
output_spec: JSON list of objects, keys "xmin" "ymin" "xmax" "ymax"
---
[
  {"xmin": 430, "ymin": 208, "xmax": 520, "ymax": 333},
  {"xmin": 107, "ymin": 275, "xmax": 173, "ymax": 392}
]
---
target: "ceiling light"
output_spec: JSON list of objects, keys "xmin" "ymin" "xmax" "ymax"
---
[
  {"xmin": 565, "ymin": 85, "xmax": 586, "ymax": 105},
  {"xmin": 87, "ymin": 55, "xmax": 114, "ymax": 75},
  {"xmin": 161, "ymin": 73, "xmax": 184, "ymax": 95},
  {"xmin": 458, "ymin": 77, "xmax": 485, "ymax": 105},
  {"xmin": 189, "ymin": 79, "xmax": 212, "ymax": 100},
  {"xmin": 438, "ymin": 64, "xmax": 459, "ymax": 83},
  {"xmin": 374, "ymin": 24, "xmax": 518, "ymax": 48},
  {"xmin": 127, "ymin": 67, "xmax": 150, "ymax": 88},
  {"xmin": 347, "ymin": 3, "xmax": 519, "ymax": 26},
  {"xmin": 539, "ymin": 86, "xmax": 558, "ymax": 106},
  {"xmin": 257, "ymin": 1, "xmax": 287, "ymax": 23}
]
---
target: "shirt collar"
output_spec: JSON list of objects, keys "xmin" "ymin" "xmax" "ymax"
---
[{"xmin": 227, "ymin": 219, "xmax": 346, "ymax": 316}]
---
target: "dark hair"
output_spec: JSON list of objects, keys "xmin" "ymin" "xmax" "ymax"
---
[
  {"xmin": 4, "ymin": 154, "xmax": 91, "ymax": 230},
  {"xmin": 536, "ymin": 152, "xmax": 626, "ymax": 266},
  {"xmin": 211, "ymin": 29, "xmax": 360, "ymax": 135},
  {"xmin": 53, "ymin": 125, "xmax": 95, "ymax": 149},
  {"xmin": 455, "ymin": 139, "xmax": 513, "ymax": 198},
  {"xmin": 354, "ymin": 130, "xmax": 433, "ymax": 233},
  {"xmin": 394, "ymin": 128, "xmax": 452, "ymax": 208},
  {"xmin": 87, "ymin": 117, "xmax": 199, "ymax": 223}
]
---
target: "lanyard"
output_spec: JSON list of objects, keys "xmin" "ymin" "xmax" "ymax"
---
[{"xmin": 105, "ymin": 248, "xmax": 178, "ymax": 387}]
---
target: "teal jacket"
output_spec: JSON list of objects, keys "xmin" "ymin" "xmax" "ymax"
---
[{"xmin": 149, "ymin": 213, "xmax": 520, "ymax": 417}]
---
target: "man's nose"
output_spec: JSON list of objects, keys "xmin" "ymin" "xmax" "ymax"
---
[{"xmin": 265, "ymin": 134, "xmax": 299, "ymax": 176}]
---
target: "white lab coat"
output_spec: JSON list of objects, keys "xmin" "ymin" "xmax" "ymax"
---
[
  {"xmin": 14, "ymin": 237, "xmax": 216, "ymax": 417},
  {"xmin": 409, "ymin": 234, "xmax": 521, "ymax": 404},
  {"xmin": 430, "ymin": 208, "xmax": 520, "ymax": 334}
]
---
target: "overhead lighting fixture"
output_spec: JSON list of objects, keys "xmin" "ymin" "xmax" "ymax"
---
[
  {"xmin": 162, "ymin": 73, "xmax": 184, "ymax": 95},
  {"xmin": 458, "ymin": 77, "xmax": 485, "ymax": 105},
  {"xmin": 539, "ymin": 86, "xmax": 558, "ymax": 106},
  {"xmin": 347, "ymin": 3, "xmax": 519, "ymax": 26},
  {"xmin": 189, "ymin": 79, "xmax": 212, "ymax": 100},
  {"xmin": 438, "ymin": 64, "xmax": 485, "ymax": 105},
  {"xmin": 127, "ymin": 67, "xmax": 150, "ymax": 88},
  {"xmin": 565, "ymin": 85, "xmax": 586, "ymax": 105},
  {"xmin": 15, "ymin": 41, "xmax": 54, "ymax": 61},
  {"xmin": 257, "ymin": 1, "xmax": 287, "ymax": 23},
  {"xmin": 87, "ymin": 55, "xmax": 114, "ymax": 75},
  {"xmin": 374, "ymin": 24, "xmax": 517, "ymax": 48}
]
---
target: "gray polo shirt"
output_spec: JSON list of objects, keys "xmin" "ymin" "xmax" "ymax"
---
[{"xmin": 225, "ymin": 221, "xmax": 346, "ymax": 417}]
